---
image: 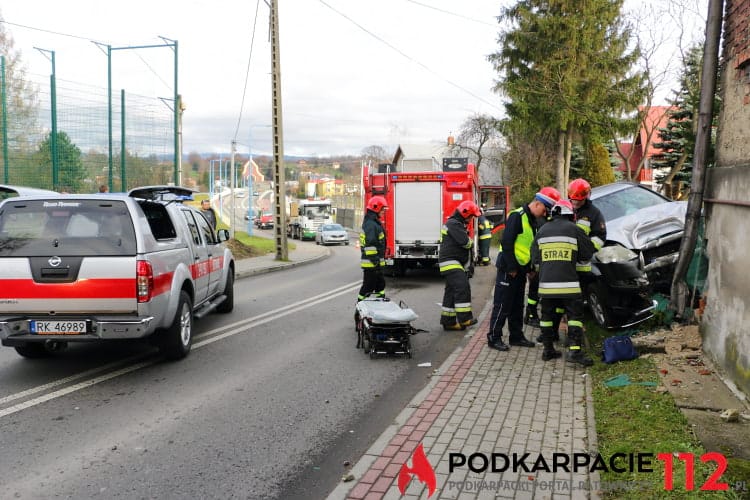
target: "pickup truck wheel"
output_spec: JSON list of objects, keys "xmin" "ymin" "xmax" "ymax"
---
[
  {"xmin": 216, "ymin": 269, "xmax": 234, "ymax": 313},
  {"xmin": 161, "ymin": 290, "xmax": 193, "ymax": 360},
  {"xmin": 14, "ymin": 342, "xmax": 50, "ymax": 358}
]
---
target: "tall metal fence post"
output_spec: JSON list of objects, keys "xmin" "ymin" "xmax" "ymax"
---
[
  {"xmin": 1, "ymin": 55, "xmax": 8, "ymax": 184},
  {"xmin": 120, "ymin": 89, "xmax": 127, "ymax": 191}
]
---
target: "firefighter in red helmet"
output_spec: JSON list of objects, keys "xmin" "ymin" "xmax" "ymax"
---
[
  {"xmin": 531, "ymin": 199, "xmax": 595, "ymax": 365},
  {"xmin": 568, "ymin": 178, "xmax": 607, "ymax": 256},
  {"xmin": 439, "ymin": 200, "xmax": 481, "ymax": 330},
  {"xmin": 358, "ymin": 196, "xmax": 388, "ymax": 301},
  {"xmin": 524, "ymin": 186, "xmax": 561, "ymax": 328}
]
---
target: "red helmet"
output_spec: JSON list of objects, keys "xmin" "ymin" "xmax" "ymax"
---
[
  {"xmin": 366, "ymin": 195, "xmax": 388, "ymax": 213},
  {"xmin": 568, "ymin": 178, "xmax": 591, "ymax": 201},
  {"xmin": 551, "ymin": 199, "xmax": 575, "ymax": 218},
  {"xmin": 457, "ymin": 200, "xmax": 481, "ymax": 218},
  {"xmin": 535, "ymin": 186, "xmax": 561, "ymax": 209}
]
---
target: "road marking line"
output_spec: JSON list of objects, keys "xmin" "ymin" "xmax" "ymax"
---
[{"xmin": 0, "ymin": 282, "xmax": 361, "ymax": 419}]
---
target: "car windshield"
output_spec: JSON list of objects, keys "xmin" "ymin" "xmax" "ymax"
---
[
  {"xmin": 303, "ymin": 205, "xmax": 330, "ymax": 218},
  {"xmin": 593, "ymin": 186, "xmax": 669, "ymax": 221},
  {"xmin": 323, "ymin": 224, "xmax": 343, "ymax": 231}
]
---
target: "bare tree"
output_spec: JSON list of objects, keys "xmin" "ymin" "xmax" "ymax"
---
[
  {"xmin": 608, "ymin": 0, "xmax": 706, "ymax": 182},
  {"xmin": 361, "ymin": 145, "xmax": 389, "ymax": 165},
  {"xmin": 0, "ymin": 12, "xmax": 40, "ymax": 157},
  {"xmin": 452, "ymin": 113, "xmax": 504, "ymax": 184}
]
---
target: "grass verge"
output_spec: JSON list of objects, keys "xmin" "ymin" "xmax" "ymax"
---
[
  {"xmin": 228, "ymin": 230, "xmax": 295, "ymax": 259},
  {"xmin": 585, "ymin": 320, "xmax": 748, "ymax": 499}
]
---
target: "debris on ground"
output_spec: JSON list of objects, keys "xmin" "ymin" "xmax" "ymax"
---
[
  {"xmin": 629, "ymin": 322, "xmax": 750, "ymax": 463},
  {"xmin": 604, "ymin": 374, "xmax": 657, "ymax": 388},
  {"xmin": 721, "ymin": 408, "xmax": 740, "ymax": 422}
]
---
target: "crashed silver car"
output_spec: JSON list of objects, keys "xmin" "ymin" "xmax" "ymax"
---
[{"xmin": 590, "ymin": 182, "xmax": 687, "ymax": 291}]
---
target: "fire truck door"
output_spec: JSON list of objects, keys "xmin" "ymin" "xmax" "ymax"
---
[{"xmin": 479, "ymin": 186, "xmax": 510, "ymax": 231}]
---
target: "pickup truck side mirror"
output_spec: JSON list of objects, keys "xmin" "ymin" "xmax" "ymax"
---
[{"xmin": 217, "ymin": 229, "xmax": 231, "ymax": 242}]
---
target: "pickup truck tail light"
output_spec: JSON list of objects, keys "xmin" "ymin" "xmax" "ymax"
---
[{"xmin": 136, "ymin": 260, "xmax": 154, "ymax": 303}]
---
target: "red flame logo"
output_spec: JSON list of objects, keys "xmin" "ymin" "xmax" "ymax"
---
[{"xmin": 397, "ymin": 443, "xmax": 437, "ymax": 497}]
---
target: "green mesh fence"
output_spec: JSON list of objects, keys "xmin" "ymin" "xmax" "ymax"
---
[{"xmin": 1, "ymin": 68, "xmax": 175, "ymax": 193}]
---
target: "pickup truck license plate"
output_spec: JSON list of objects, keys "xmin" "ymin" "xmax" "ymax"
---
[{"xmin": 30, "ymin": 320, "xmax": 87, "ymax": 335}]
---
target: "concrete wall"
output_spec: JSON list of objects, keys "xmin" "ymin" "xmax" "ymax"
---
[{"xmin": 703, "ymin": 0, "xmax": 750, "ymax": 396}]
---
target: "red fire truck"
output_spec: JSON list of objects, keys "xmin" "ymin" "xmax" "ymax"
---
[{"xmin": 362, "ymin": 158, "xmax": 510, "ymax": 276}]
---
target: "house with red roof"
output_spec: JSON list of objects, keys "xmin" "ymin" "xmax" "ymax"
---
[{"xmin": 615, "ymin": 105, "xmax": 675, "ymax": 189}]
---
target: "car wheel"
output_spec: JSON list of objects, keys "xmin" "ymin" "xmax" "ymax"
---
[
  {"xmin": 14, "ymin": 342, "xmax": 50, "ymax": 358},
  {"xmin": 216, "ymin": 268, "xmax": 234, "ymax": 313},
  {"xmin": 345, "ymin": 241, "xmax": 349, "ymax": 246},
  {"xmin": 160, "ymin": 290, "xmax": 193, "ymax": 360},
  {"xmin": 586, "ymin": 282, "xmax": 611, "ymax": 329}
]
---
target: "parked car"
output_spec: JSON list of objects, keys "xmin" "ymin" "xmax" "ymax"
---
[
  {"xmin": 590, "ymin": 182, "xmax": 687, "ymax": 292},
  {"xmin": 0, "ymin": 186, "xmax": 235, "ymax": 360},
  {"xmin": 315, "ymin": 223, "xmax": 349, "ymax": 246},
  {"xmin": 0, "ymin": 184, "xmax": 57, "ymax": 201},
  {"xmin": 255, "ymin": 211, "xmax": 274, "ymax": 229}
]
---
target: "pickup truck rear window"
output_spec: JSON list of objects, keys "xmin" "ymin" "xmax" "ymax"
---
[{"xmin": 0, "ymin": 199, "xmax": 137, "ymax": 256}]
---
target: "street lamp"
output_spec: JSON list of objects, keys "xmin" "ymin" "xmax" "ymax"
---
[{"xmin": 94, "ymin": 37, "xmax": 178, "ymax": 191}]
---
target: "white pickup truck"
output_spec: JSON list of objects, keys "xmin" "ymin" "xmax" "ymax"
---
[{"xmin": 0, "ymin": 186, "xmax": 235, "ymax": 360}]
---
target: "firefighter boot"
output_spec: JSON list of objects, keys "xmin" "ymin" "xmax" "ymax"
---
[
  {"xmin": 460, "ymin": 318, "xmax": 478, "ymax": 328},
  {"xmin": 525, "ymin": 307, "xmax": 540, "ymax": 328},
  {"xmin": 541, "ymin": 339, "xmax": 561, "ymax": 361},
  {"xmin": 565, "ymin": 330, "xmax": 593, "ymax": 366},
  {"xmin": 443, "ymin": 323, "xmax": 466, "ymax": 331}
]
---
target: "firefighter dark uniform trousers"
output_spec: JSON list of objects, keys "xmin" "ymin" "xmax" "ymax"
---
[
  {"xmin": 358, "ymin": 209, "xmax": 386, "ymax": 301},
  {"xmin": 477, "ymin": 214, "xmax": 493, "ymax": 265},
  {"xmin": 531, "ymin": 213, "xmax": 595, "ymax": 364},
  {"xmin": 439, "ymin": 211, "xmax": 474, "ymax": 328},
  {"xmin": 488, "ymin": 205, "xmax": 537, "ymax": 344}
]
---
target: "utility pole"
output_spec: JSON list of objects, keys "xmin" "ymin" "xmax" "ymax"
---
[
  {"xmin": 670, "ymin": 0, "xmax": 724, "ymax": 318},
  {"xmin": 230, "ymin": 140, "xmax": 237, "ymax": 239},
  {"xmin": 270, "ymin": 0, "xmax": 288, "ymax": 260}
]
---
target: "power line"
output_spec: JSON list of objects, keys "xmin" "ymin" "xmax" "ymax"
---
[
  {"xmin": 233, "ymin": 0, "xmax": 262, "ymax": 141},
  {"xmin": 0, "ymin": 20, "xmax": 106, "ymax": 44},
  {"xmin": 403, "ymin": 0, "xmax": 497, "ymax": 27},
  {"xmin": 1, "ymin": 20, "xmax": 171, "ymax": 91},
  {"xmin": 317, "ymin": 0, "xmax": 502, "ymax": 113}
]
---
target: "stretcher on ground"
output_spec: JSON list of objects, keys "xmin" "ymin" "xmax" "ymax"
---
[{"xmin": 354, "ymin": 297, "xmax": 419, "ymax": 359}]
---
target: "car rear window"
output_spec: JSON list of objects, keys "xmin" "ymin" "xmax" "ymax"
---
[{"xmin": 0, "ymin": 199, "xmax": 137, "ymax": 256}]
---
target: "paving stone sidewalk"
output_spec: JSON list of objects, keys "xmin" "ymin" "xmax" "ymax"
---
[{"xmin": 328, "ymin": 307, "xmax": 601, "ymax": 500}]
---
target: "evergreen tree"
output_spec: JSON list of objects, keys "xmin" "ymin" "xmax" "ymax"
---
[
  {"xmin": 33, "ymin": 131, "xmax": 86, "ymax": 192},
  {"xmin": 488, "ymin": 0, "xmax": 644, "ymax": 192},
  {"xmin": 650, "ymin": 44, "xmax": 718, "ymax": 199},
  {"xmin": 582, "ymin": 143, "xmax": 616, "ymax": 186}
]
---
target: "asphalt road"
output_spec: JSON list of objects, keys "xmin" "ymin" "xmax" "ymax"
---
[{"xmin": 0, "ymin": 241, "xmax": 496, "ymax": 499}]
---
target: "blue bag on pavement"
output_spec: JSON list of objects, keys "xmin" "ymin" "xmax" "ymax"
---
[{"xmin": 601, "ymin": 335, "xmax": 638, "ymax": 364}]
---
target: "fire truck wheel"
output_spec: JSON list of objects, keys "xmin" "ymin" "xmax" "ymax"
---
[
  {"xmin": 216, "ymin": 269, "xmax": 234, "ymax": 313},
  {"xmin": 14, "ymin": 342, "xmax": 50, "ymax": 359},
  {"xmin": 161, "ymin": 290, "xmax": 193, "ymax": 360}
]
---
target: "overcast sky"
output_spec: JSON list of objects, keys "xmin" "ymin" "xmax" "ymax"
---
[{"xmin": 2, "ymin": 0, "xmax": 706, "ymax": 159}]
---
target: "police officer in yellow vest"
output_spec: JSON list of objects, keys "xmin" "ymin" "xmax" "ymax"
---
[
  {"xmin": 476, "ymin": 206, "xmax": 493, "ymax": 266},
  {"xmin": 487, "ymin": 189, "xmax": 557, "ymax": 351}
]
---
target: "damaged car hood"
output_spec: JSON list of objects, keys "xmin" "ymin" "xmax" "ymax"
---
[{"xmin": 605, "ymin": 201, "xmax": 687, "ymax": 251}]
